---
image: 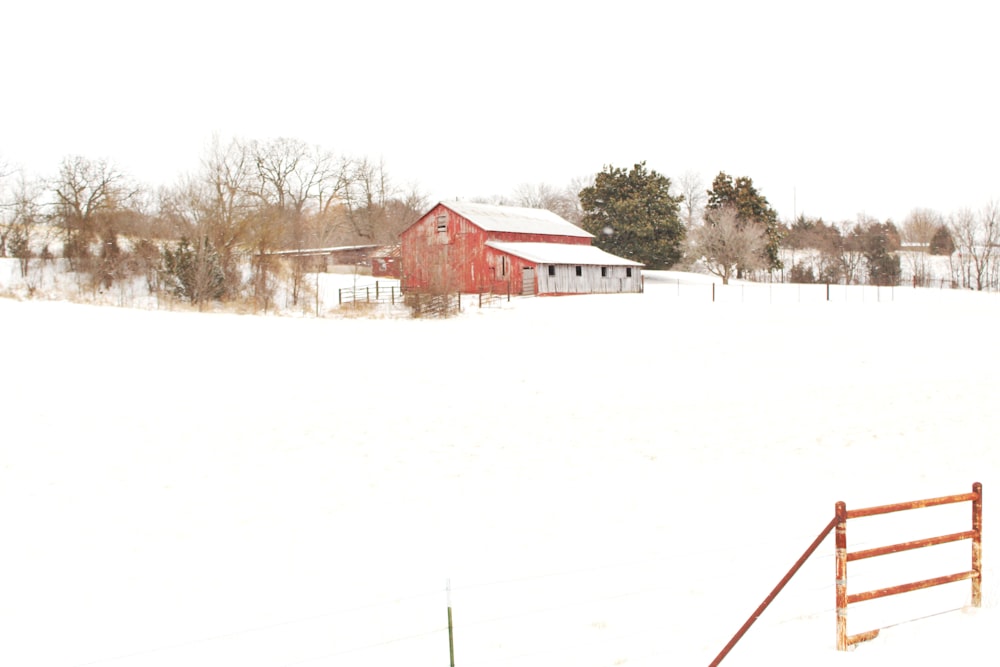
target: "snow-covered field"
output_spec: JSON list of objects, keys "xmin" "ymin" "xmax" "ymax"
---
[{"xmin": 1, "ymin": 273, "xmax": 998, "ymax": 666}]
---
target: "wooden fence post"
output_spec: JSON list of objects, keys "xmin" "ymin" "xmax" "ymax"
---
[
  {"xmin": 973, "ymin": 481, "xmax": 983, "ymax": 607},
  {"xmin": 836, "ymin": 501, "xmax": 848, "ymax": 651}
]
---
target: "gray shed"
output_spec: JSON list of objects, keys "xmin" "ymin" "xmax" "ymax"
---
[{"xmin": 485, "ymin": 241, "xmax": 643, "ymax": 295}]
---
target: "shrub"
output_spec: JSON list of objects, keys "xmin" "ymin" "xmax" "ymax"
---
[
  {"xmin": 929, "ymin": 225, "xmax": 955, "ymax": 255},
  {"xmin": 789, "ymin": 262, "xmax": 817, "ymax": 284}
]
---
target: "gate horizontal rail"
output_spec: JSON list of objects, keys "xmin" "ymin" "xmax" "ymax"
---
[
  {"xmin": 848, "ymin": 530, "xmax": 977, "ymax": 561},
  {"xmin": 847, "ymin": 571, "xmax": 977, "ymax": 604},
  {"xmin": 846, "ymin": 491, "xmax": 979, "ymax": 518}
]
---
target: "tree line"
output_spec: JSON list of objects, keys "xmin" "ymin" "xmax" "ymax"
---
[
  {"xmin": 0, "ymin": 137, "xmax": 426, "ymax": 308},
  {"xmin": 5, "ymin": 146, "xmax": 1000, "ymax": 309},
  {"xmin": 568, "ymin": 162, "xmax": 997, "ymax": 290}
]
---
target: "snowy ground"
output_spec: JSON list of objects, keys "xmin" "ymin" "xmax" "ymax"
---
[{"xmin": 1, "ymin": 273, "xmax": 998, "ymax": 666}]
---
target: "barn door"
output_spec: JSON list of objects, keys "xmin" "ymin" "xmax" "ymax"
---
[{"xmin": 521, "ymin": 267, "xmax": 535, "ymax": 295}]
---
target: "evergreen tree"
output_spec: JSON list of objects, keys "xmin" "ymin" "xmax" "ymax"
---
[
  {"xmin": 929, "ymin": 224, "xmax": 955, "ymax": 255},
  {"xmin": 706, "ymin": 172, "xmax": 783, "ymax": 273},
  {"xmin": 578, "ymin": 162, "xmax": 685, "ymax": 269},
  {"xmin": 857, "ymin": 221, "xmax": 901, "ymax": 286},
  {"xmin": 161, "ymin": 237, "xmax": 226, "ymax": 304}
]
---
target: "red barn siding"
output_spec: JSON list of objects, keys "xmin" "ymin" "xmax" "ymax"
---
[
  {"xmin": 402, "ymin": 204, "xmax": 493, "ymax": 293},
  {"xmin": 484, "ymin": 247, "xmax": 538, "ymax": 294},
  {"xmin": 489, "ymin": 231, "xmax": 591, "ymax": 245},
  {"xmin": 371, "ymin": 255, "xmax": 401, "ymax": 278},
  {"xmin": 371, "ymin": 245, "xmax": 401, "ymax": 278}
]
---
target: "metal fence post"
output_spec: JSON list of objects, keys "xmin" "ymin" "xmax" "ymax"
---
[
  {"xmin": 447, "ymin": 579, "xmax": 456, "ymax": 667},
  {"xmin": 836, "ymin": 501, "xmax": 848, "ymax": 651},
  {"xmin": 973, "ymin": 482, "xmax": 983, "ymax": 607}
]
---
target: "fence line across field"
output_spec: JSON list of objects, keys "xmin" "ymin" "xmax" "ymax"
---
[
  {"xmin": 641, "ymin": 277, "xmax": 1000, "ymax": 304},
  {"xmin": 71, "ymin": 489, "xmax": 983, "ymax": 667}
]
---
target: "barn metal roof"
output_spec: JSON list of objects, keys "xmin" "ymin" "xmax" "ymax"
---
[
  {"xmin": 442, "ymin": 201, "xmax": 594, "ymax": 238},
  {"xmin": 485, "ymin": 241, "xmax": 644, "ymax": 266}
]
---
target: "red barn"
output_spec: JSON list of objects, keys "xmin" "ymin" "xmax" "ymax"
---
[{"xmin": 401, "ymin": 201, "xmax": 643, "ymax": 295}]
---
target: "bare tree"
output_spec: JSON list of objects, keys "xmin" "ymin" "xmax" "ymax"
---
[
  {"xmin": 834, "ymin": 217, "xmax": 869, "ymax": 285},
  {"xmin": 0, "ymin": 159, "xmax": 16, "ymax": 257},
  {"xmin": 51, "ymin": 156, "xmax": 132, "ymax": 237},
  {"xmin": 341, "ymin": 156, "xmax": 393, "ymax": 243},
  {"xmin": 690, "ymin": 206, "xmax": 766, "ymax": 284},
  {"xmin": 246, "ymin": 137, "xmax": 376, "ymax": 308},
  {"xmin": 511, "ymin": 182, "xmax": 563, "ymax": 209},
  {"xmin": 179, "ymin": 137, "xmax": 259, "ymax": 297},
  {"xmin": 902, "ymin": 208, "xmax": 942, "ymax": 247},
  {"xmin": 510, "ymin": 180, "xmax": 587, "ymax": 226},
  {"xmin": 2, "ymin": 174, "xmax": 44, "ymax": 281},
  {"xmin": 676, "ymin": 170, "xmax": 705, "ymax": 228},
  {"xmin": 899, "ymin": 208, "xmax": 941, "ymax": 286},
  {"xmin": 50, "ymin": 156, "xmax": 145, "ymax": 295},
  {"xmin": 949, "ymin": 203, "xmax": 1000, "ymax": 290}
]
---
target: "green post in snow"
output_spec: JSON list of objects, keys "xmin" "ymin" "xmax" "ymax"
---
[{"xmin": 447, "ymin": 579, "xmax": 455, "ymax": 667}]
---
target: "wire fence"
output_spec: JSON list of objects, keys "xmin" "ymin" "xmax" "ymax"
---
[
  {"xmin": 60, "ymin": 500, "xmax": 996, "ymax": 667},
  {"xmin": 337, "ymin": 282, "xmax": 403, "ymax": 306},
  {"xmin": 642, "ymin": 275, "xmax": 1000, "ymax": 305},
  {"xmin": 334, "ymin": 282, "xmax": 513, "ymax": 317},
  {"xmin": 69, "ymin": 520, "xmax": 965, "ymax": 667}
]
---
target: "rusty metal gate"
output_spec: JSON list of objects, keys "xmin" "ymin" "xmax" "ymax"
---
[
  {"xmin": 710, "ymin": 482, "xmax": 983, "ymax": 666},
  {"xmin": 835, "ymin": 482, "xmax": 982, "ymax": 650}
]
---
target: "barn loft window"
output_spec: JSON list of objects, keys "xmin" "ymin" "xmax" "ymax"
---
[
  {"xmin": 436, "ymin": 215, "xmax": 447, "ymax": 233},
  {"xmin": 548, "ymin": 265, "xmax": 555, "ymax": 277},
  {"xmin": 626, "ymin": 267, "xmax": 632, "ymax": 278},
  {"xmin": 601, "ymin": 266, "xmax": 608, "ymax": 277},
  {"xmin": 575, "ymin": 266, "xmax": 582, "ymax": 277}
]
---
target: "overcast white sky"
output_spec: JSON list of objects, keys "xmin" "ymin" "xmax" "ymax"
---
[{"xmin": 2, "ymin": 0, "xmax": 997, "ymax": 224}]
